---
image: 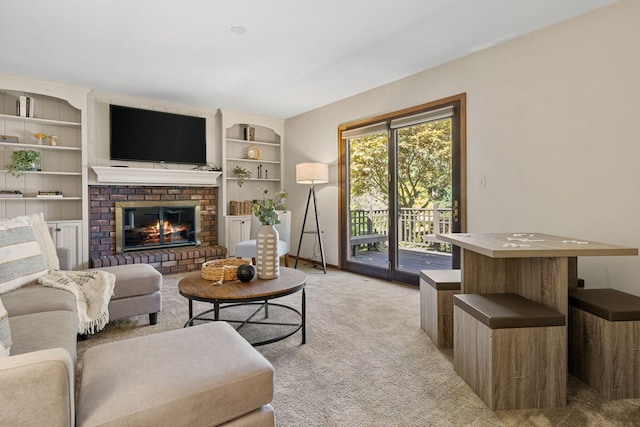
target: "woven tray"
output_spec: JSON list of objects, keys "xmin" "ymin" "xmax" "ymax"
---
[{"xmin": 201, "ymin": 259, "xmax": 251, "ymax": 284}]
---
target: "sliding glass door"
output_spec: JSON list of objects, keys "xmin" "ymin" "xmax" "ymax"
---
[
  {"xmin": 346, "ymin": 125, "xmax": 390, "ymax": 272},
  {"xmin": 339, "ymin": 95, "xmax": 466, "ymax": 285}
]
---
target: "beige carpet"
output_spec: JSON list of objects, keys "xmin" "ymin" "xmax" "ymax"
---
[{"xmin": 78, "ymin": 265, "xmax": 640, "ymax": 426}]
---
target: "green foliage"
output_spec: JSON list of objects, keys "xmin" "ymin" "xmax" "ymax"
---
[
  {"xmin": 349, "ymin": 120, "xmax": 452, "ymax": 209},
  {"xmin": 349, "ymin": 134, "xmax": 389, "ymax": 209},
  {"xmin": 253, "ymin": 187, "xmax": 288, "ymax": 225},
  {"xmin": 397, "ymin": 120, "xmax": 452, "ymax": 208},
  {"xmin": 233, "ymin": 165, "xmax": 251, "ymax": 187},
  {"xmin": 7, "ymin": 150, "xmax": 41, "ymax": 177}
]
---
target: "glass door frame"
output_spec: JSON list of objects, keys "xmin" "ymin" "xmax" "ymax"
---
[{"xmin": 338, "ymin": 94, "xmax": 467, "ymax": 284}]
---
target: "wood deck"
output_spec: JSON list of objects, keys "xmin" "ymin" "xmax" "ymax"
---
[{"xmin": 351, "ymin": 247, "xmax": 452, "ymax": 273}]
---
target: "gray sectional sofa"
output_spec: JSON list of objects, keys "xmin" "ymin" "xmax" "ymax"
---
[
  {"xmin": 0, "ymin": 224, "xmax": 163, "ymax": 425},
  {"xmin": 1, "ymin": 283, "xmax": 79, "ymax": 425},
  {"xmin": 1, "ymin": 283, "xmax": 275, "ymax": 427},
  {"xmin": 0, "ymin": 213, "xmax": 275, "ymax": 426}
]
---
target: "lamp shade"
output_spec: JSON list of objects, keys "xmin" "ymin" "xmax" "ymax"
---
[{"xmin": 296, "ymin": 163, "xmax": 329, "ymax": 184}]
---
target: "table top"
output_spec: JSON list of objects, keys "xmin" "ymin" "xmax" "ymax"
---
[
  {"xmin": 179, "ymin": 267, "xmax": 307, "ymax": 303},
  {"xmin": 436, "ymin": 232, "xmax": 638, "ymax": 258}
]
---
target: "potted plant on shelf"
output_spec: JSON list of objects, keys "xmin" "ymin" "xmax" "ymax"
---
[
  {"xmin": 233, "ymin": 166, "xmax": 252, "ymax": 187},
  {"xmin": 7, "ymin": 150, "xmax": 41, "ymax": 177},
  {"xmin": 252, "ymin": 187, "xmax": 288, "ymax": 279}
]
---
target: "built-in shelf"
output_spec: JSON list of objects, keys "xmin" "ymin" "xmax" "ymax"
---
[
  {"xmin": 226, "ymin": 138, "xmax": 280, "ymax": 147},
  {"xmin": 226, "ymin": 177, "xmax": 280, "ymax": 182},
  {"xmin": 92, "ymin": 166, "xmax": 222, "ymax": 186},
  {"xmin": 0, "ymin": 82, "xmax": 89, "ymax": 269},
  {"xmin": 0, "ymin": 197, "xmax": 82, "ymax": 201},
  {"xmin": 227, "ymin": 157, "xmax": 280, "ymax": 164},
  {"xmin": 0, "ymin": 141, "xmax": 81, "ymax": 151},
  {"xmin": 219, "ymin": 111, "xmax": 284, "ymax": 255},
  {"xmin": 0, "ymin": 113, "xmax": 81, "ymax": 127},
  {"xmin": 1, "ymin": 170, "xmax": 81, "ymax": 176}
]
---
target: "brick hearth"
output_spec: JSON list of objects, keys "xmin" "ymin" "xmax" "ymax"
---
[{"xmin": 89, "ymin": 185, "xmax": 226, "ymax": 274}]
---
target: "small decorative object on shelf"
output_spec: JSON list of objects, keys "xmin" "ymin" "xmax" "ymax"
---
[
  {"xmin": 6, "ymin": 149, "xmax": 41, "ymax": 177},
  {"xmin": 244, "ymin": 126, "xmax": 255, "ymax": 141},
  {"xmin": 16, "ymin": 96, "xmax": 35, "ymax": 118},
  {"xmin": 207, "ymin": 163, "xmax": 222, "ymax": 172},
  {"xmin": 193, "ymin": 163, "xmax": 222, "ymax": 172},
  {"xmin": 37, "ymin": 190, "xmax": 63, "ymax": 198},
  {"xmin": 233, "ymin": 165, "xmax": 252, "ymax": 187},
  {"xmin": 0, "ymin": 135, "xmax": 19, "ymax": 143},
  {"xmin": 253, "ymin": 187, "xmax": 287, "ymax": 279},
  {"xmin": 229, "ymin": 200, "xmax": 252, "ymax": 216},
  {"xmin": 34, "ymin": 133, "xmax": 46, "ymax": 145},
  {"xmin": 48, "ymin": 135, "xmax": 58, "ymax": 146},
  {"xmin": 0, "ymin": 190, "xmax": 23, "ymax": 198},
  {"xmin": 246, "ymin": 145, "xmax": 261, "ymax": 160}
]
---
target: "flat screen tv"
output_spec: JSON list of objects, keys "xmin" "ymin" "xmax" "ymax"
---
[{"xmin": 110, "ymin": 105, "xmax": 207, "ymax": 165}]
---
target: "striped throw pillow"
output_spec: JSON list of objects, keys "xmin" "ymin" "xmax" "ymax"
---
[
  {"xmin": 17, "ymin": 213, "xmax": 59, "ymax": 270},
  {"xmin": 0, "ymin": 297, "xmax": 11, "ymax": 357},
  {"xmin": 0, "ymin": 217, "xmax": 48, "ymax": 294}
]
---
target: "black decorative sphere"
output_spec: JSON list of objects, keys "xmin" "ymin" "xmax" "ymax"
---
[{"xmin": 237, "ymin": 264, "xmax": 255, "ymax": 282}]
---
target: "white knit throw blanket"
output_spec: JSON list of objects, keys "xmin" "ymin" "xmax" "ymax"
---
[{"xmin": 38, "ymin": 270, "xmax": 115, "ymax": 335}]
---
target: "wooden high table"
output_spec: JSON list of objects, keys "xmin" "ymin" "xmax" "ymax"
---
[
  {"xmin": 437, "ymin": 232, "xmax": 637, "ymax": 315},
  {"xmin": 436, "ymin": 232, "xmax": 638, "ymax": 406}
]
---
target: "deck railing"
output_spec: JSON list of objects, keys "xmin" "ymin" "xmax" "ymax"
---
[{"xmin": 350, "ymin": 204, "xmax": 452, "ymax": 253}]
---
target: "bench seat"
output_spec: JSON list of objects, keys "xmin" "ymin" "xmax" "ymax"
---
[
  {"xmin": 569, "ymin": 288, "xmax": 640, "ymax": 399},
  {"xmin": 454, "ymin": 293, "xmax": 566, "ymax": 410},
  {"xmin": 420, "ymin": 269, "xmax": 460, "ymax": 348},
  {"xmin": 350, "ymin": 234, "xmax": 387, "ymax": 255}
]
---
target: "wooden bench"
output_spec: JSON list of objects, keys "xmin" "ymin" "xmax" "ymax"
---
[
  {"xmin": 569, "ymin": 288, "xmax": 640, "ymax": 399},
  {"xmin": 454, "ymin": 293, "xmax": 566, "ymax": 410},
  {"xmin": 419, "ymin": 269, "xmax": 460, "ymax": 349},
  {"xmin": 350, "ymin": 234, "xmax": 387, "ymax": 256}
]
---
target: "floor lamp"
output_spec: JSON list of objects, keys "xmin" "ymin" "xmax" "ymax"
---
[{"xmin": 294, "ymin": 162, "xmax": 328, "ymax": 274}]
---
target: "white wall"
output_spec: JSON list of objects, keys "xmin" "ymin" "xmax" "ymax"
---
[{"xmin": 285, "ymin": 0, "xmax": 640, "ymax": 294}]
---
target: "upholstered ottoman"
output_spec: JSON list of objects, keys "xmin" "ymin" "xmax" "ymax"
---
[
  {"xmin": 569, "ymin": 288, "xmax": 640, "ymax": 399},
  {"xmin": 77, "ymin": 322, "xmax": 275, "ymax": 427},
  {"xmin": 92, "ymin": 264, "xmax": 162, "ymax": 325},
  {"xmin": 454, "ymin": 293, "xmax": 566, "ymax": 410},
  {"xmin": 420, "ymin": 269, "xmax": 461, "ymax": 349}
]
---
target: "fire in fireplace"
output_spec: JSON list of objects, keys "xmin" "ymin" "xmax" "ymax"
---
[{"xmin": 115, "ymin": 201, "xmax": 201, "ymax": 253}]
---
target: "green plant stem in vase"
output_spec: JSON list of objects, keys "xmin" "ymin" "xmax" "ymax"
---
[
  {"xmin": 253, "ymin": 187, "xmax": 288, "ymax": 225},
  {"xmin": 7, "ymin": 150, "xmax": 41, "ymax": 177}
]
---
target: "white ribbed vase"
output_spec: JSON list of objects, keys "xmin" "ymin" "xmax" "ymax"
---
[{"xmin": 256, "ymin": 224, "xmax": 279, "ymax": 279}]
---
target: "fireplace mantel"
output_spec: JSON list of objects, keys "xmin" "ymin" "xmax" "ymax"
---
[{"xmin": 92, "ymin": 166, "xmax": 221, "ymax": 186}]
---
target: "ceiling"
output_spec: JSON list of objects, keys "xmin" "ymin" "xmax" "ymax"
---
[{"xmin": 0, "ymin": 0, "xmax": 618, "ymax": 119}]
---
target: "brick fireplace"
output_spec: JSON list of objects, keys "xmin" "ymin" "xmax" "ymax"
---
[{"xmin": 89, "ymin": 185, "xmax": 226, "ymax": 274}]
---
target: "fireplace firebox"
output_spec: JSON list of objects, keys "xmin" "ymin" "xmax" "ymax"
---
[{"xmin": 115, "ymin": 201, "xmax": 201, "ymax": 253}]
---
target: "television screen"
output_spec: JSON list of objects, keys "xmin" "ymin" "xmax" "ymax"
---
[{"xmin": 110, "ymin": 105, "xmax": 207, "ymax": 165}]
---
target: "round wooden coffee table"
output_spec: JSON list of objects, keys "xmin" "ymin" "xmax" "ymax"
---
[{"xmin": 178, "ymin": 267, "xmax": 307, "ymax": 346}]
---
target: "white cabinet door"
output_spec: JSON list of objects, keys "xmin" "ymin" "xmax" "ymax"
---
[
  {"xmin": 48, "ymin": 220, "xmax": 83, "ymax": 270},
  {"xmin": 225, "ymin": 216, "xmax": 251, "ymax": 257}
]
